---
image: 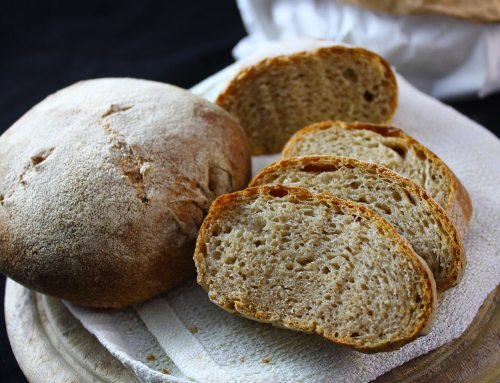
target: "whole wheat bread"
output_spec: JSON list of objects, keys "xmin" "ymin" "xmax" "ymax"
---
[
  {"xmin": 0, "ymin": 78, "xmax": 252, "ymax": 310},
  {"xmin": 283, "ymin": 121, "xmax": 472, "ymax": 237},
  {"xmin": 250, "ymin": 156, "xmax": 465, "ymax": 293},
  {"xmin": 216, "ymin": 37, "xmax": 398, "ymax": 155},
  {"xmin": 195, "ymin": 185, "xmax": 437, "ymax": 353}
]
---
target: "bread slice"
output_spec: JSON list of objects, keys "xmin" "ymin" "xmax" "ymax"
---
[
  {"xmin": 216, "ymin": 37, "xmax": 398, "ymax": 155},
  {"xmin": 250, "ymin": 156, "xmax": 465, "ymax": 293},
  {"xmin": 283, "ymin": 121, "xmax": 472, "ymax": 237},
  {"xmin": 194, "ymin": 185, "xmax": 437, "ymax": 353}
]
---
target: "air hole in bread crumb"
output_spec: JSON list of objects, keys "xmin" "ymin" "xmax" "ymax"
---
[
  {"xmin": 404, "ymin": 190, "xmax": 417, "ymax": 205},
  {"xmin": 298, "ymin": 256, "xmax": 314, "ymax": 266},
  {"xmin": 350, "ymin": 181, "xmax": 361, "ymax": 189},
  {"xmin": 269, "ymin": 188, "xmax": 289, "ymax": 197},
  {"xmin": 343, "ymin": 68, "xmax": 358, "ymax": 83},
  {"xmin": 393, "ymin": 147, "xmax": 406, "ymax": 159},
  {"xmin": 351, "ymin": 332, "xmax": 360, "ymax": 338},
  {"xmin": 364, "ymin": 91, "xmax": 374, "ymax": 102},
  {"xmin": 224, "ymin": 256, "xmax": 237, "ymax": 265},
  {"xmin": 354, "ymin": 196, "xmax": 368, "ymax": 204},
  {"xmin": 382, "ymin": 144, "xmax": 406, "ymax": 160},
  {"xmin": 416, "ymin": 150, "xmax": 427, "ymax": 161},
  {"xmin": 331, "ymin": 262, "xmax": 340, "ymax": 270},
  {"xmin": 392, "ymin": 191, "xmax": 402, "ymax": 202},
  {"xmin": 300, "ymin": 164, "xmax": 339, "ymax": 173},
  {"xmin": 375, "ymin": 203, "xmax": 391, "ymax": 215}
]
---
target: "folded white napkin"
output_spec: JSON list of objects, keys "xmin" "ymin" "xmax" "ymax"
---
[
  {"xmin": 233, "ymin": 0, "xmax": 500, "ymax": 100},
  {"xmin": 66, "ymin": 61, "xmax": 500, "ymax": 383}
]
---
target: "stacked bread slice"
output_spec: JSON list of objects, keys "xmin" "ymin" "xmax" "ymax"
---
[
  {"xmin": 195, "ymin": 39, "xmax": 471, "ymax": 353},
  {"xmin": 250, "ymin": 155, "xmax": 466, "ymax": 294},
  {"xmin": 283, "ymin": 121, "xmax": 472, "ymax": 237},
  {"xmin": 195, "ymin": 185, "xmax": 437, "ymax": 353}
]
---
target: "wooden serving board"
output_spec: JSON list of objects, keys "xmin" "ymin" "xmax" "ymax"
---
[{"xmin": 5, "ymin": 278, "xmax": 500, "ymax": 383}]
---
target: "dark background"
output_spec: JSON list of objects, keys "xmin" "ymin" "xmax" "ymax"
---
[{"xmin": 1, "ymin": 1, "xmax": 499, "ymax": 381}]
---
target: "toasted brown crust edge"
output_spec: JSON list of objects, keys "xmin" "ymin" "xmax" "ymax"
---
[
  {"xmin": 282, "ymin": 121, "xmax": 473, "ymax": 237},
  {"xmin": 215, "ymin": 45, "xmax": 398, "ymax": 155},
  {"xmin": 336, "ymin": 0, "xmax": 500, "ymax": 24},
  {"xmin": 194, "ymin": 185, "xmax": 437, "ymax": 353},
  {"xmin": 250, "ymin": 155, "xmax": 466, "ymax": 292}
]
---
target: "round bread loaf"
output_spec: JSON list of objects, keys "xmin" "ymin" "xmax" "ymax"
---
[{"xmin": 0, "ymin": 78, "xmax": 251, "ymax": 310}]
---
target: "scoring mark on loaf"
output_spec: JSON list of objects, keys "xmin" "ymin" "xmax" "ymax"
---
[
  {"xmin": 112, "ymin": 141, "xmax": 152, "ymax": 203},
  {"xmin": 31, "ymin": 148, "xmax": 55, "ymax": 166},
  {"xmin": 101, "ymin": 103, "xmax": 133, "ymax": 118},
  {"xmin": 4, "ymin": 147, "xmax": 56, "ymax": 202},
  {"xmin": 101, "ymin": 107, "xmax": 153, "ymax": 204}
]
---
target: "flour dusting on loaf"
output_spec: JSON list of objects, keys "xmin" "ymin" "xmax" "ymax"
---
[{"xmin": 0, "ymin": 78, "xmax": 251, "ymax": 310}]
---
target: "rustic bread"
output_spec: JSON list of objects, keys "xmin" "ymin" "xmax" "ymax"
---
[
  {"xmin": 0, "ymin": 78, "xmax": 252, "ymax": 310},
  {"xmin": 216, "ymin": 37, "xmax": 398, "ymax": 155},
  {"xmin": 283, "ymin": 121, "xmax": 472, "ymax": 237},
  {"xmin": 195, "ymin": 185, "xmax": 437, "ymax": 353},
  {"xmin": 250, "ymin": 156, "xmax": 465, "ymax": 293},
  {"xmin": 335, "ymin": 0, "xmax": 500, "ymax": 23}
]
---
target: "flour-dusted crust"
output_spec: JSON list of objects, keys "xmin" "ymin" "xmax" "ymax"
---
[
  {"xmin": 195, "ymin": 185, "xmax": 437, "ymax": 353},
  {"xmin": 250, "ymin": 156, "xmax": 466, "ymax": 293},
  {"xmin": 0, "ymin": 78, "xmax": 251, "ymax": 310},
  {"xmin": 283, "ymin": 121, "xmax": 473, "ymax": 237},
  {"xmin": 216, "ymin": 37, "xmax": 398, "ymax": 155},
  {"xmin": 336, "ymin": 0, "xmax": 500, "ymax": 23}
]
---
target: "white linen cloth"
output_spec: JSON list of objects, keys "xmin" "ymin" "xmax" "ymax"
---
[
  {"xmin": 233, "ymin": 0, "xmax": 500, "ymax": 100},
  {"xmin": 65, "ymin": 61, "xmax": 500, "ymax": 382}
]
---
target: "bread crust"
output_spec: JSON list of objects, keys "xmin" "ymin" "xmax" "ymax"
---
[
  {"xmin": 195, "ymin": 185, "xmax": 437, "ymax": 353},
  {"xmin": 283, "ymin": 121, "xmax": 473, "ymax": 237},
  {"xmin": 216, "ymin": 39, "xmax": 398, "ymax": 155},
  {"xmin": 0, "ymin": 78, "xmax": 252, "ymax": 310},
  {"xmin": 250, "ymin": 155, "xmax": 466, "ymax": 292},
  {"xmin": 336, "ymin": 0, "xmax": 500, "ymax": 23}
]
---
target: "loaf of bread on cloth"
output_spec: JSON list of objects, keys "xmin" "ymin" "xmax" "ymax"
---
[
  {"xmin": 194, "ymin": 185, "xmax": 437, "ymax": 353},
  {"xmin": 216, "ymin": 37, "xmax": 398, "ymax": 155},
  {"xmin": 335, "ymin": 0, "xmax": 500, "ymax": 23},
  {"xmin": 283, "ymin": 121, "xmax": 472, "ymax": 237},
  {"xmin": 250, "ymin": 156, "xmax": 465, "ymax": 294},
  {"xmin": 0, "ymin": 78, "xmax": 251, "ymax": 310}
]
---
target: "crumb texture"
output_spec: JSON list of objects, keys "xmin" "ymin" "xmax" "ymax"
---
[
  {"xmin": 251, "ymin": 156, "xmax": 465, "ymax": 293},
  {"xmin": 284, "ymin": 122, "xmax": 452, "ymax": 209},
  {"xmin": 195, "ymin": 186, "xmax": 435, "ymax": 352},
  {"xmin": 217, "ymin": 44, "xmax": 397, "ymax": 155}
]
